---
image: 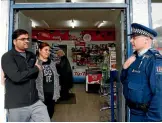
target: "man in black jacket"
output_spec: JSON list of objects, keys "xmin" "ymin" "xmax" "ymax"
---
[{"xmin": 1, "ymin": 29, "xmax": 50, "ymax": 122}]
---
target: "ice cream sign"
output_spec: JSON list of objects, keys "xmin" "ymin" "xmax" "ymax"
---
[
  {"xmin": 73, "ymin": 68, "xmax": 86, "ymax": 83},
  {"xmin": 74, "ymin": 71, "xmax": 86, "ymax": 76}
]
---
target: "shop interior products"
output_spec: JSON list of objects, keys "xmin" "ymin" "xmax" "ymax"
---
[{"xmin": 71, "ymin": 43, "xmax": 115, "ymax": 67}]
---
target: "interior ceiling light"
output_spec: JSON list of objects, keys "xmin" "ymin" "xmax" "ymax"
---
[
  {"xmin": 32, "ymin": 22, "xmax": 36, "ymax": 28},
  {"xmin": 71, "ymin": 19, "xmax": 75, "ymax": 28},
  {"xmin": 66, "ymin": 19, "xmax": 80, "ymax": 28},
  {"xmin": 111, "ymin": 9, "xmax": 115, "ymax": 11},
  {"xmin": 31, "ymin": 19, "xmax": 39, "ymax": 28},
  {"xmin": 98, "ymin": 21, "xmax": 106, "ymax": 28},
  {"xmin": 41, "ymin": 20, "xmax": 50, "ymax": 28},
  {"xmin": 109, "ymin": 0, "xmax": 125, "ymax": 3},
  {"xmin": 95, "ymin": 21, "xmax": 101, "ymax": 27}
]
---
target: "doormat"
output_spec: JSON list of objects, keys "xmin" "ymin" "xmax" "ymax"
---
[{"xmin": 56, "ymin": 93, "xmax": 76, "ymax": 104}]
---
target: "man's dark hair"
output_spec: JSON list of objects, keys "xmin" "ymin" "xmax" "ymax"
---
[{"xmin": 12, "ymin": 29, "xmax": 28, "ymax": 41}]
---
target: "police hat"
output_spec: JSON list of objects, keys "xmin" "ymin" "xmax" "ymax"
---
[{"xmin": 128, "ymin": 23, "xmax": 157, "ymax": 39}]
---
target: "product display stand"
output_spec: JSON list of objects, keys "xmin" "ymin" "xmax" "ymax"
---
[
  {"xmin": 85, "ymin": 67, "xmax": 102, "ymax": 92},
  {"xmin": 99, "ymin": 46, "xmax": 117, "ymax": 122}
]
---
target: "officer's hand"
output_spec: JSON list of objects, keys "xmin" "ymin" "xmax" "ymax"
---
[
  {"xmin": 123, "ymin": 55, "xmax": 136, "ymax": 69},
  {"xmin": 35, "ymin": 60, "xmax": 42, "ymax": 70}
]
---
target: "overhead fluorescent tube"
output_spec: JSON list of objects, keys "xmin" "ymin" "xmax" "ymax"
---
[
  {"xmin": 98, "ymin": 21, "xmax": 105, "ymax": 28},
  {"xmin": 31, "ymin": 19, "xmax": 39, "ymax": 28},
  {"xmin": 42, "ymin": 20, "xmax": 50, "ymax": 28},
  {"xmin": 71, "ymin": 19, "xmax": 75, "ymax": 28}
]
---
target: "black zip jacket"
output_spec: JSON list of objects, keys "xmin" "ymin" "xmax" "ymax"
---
[
  {"xmin": 56, "ymin": 56, "xmax": 73, "ymax": 90},
  {"xmin": 1, "ymin": 48, "xmax": 39, "ymax": 109}
]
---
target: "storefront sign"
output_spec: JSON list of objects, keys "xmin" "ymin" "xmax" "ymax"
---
[
  {"xmin": 81, "ymin": 30, "xmax": 115, "ymax": 41},
  {"xmin": 32, "ymin": 29, "xmax": 115, "ymax": 41},
  {"xmin": 40, "ymin": 32, "xmax": 50, "ymax": 38},
  {"xmin": 52, "ymin": 36, "xmax": 61, "ymax": 40}
]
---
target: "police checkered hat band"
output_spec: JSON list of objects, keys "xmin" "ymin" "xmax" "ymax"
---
[
  {"xmin": 132, "ymin": 28, "xmax": 154, "ymax": 39},
  {"xmin": 128, "ymin": 23, "xmax": 157, "ymax": 38}
]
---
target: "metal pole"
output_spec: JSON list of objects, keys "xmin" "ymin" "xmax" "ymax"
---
[
  {"xmin": 126, "ymin": 0, "xmax": 132, "ymax": 57},
  {"xmin": 126, "ymin": 0, "xmax": 132, "ymax": 122},
  {"xmin": 148, "ymin": 0, "xmax": 152, "ymax": 28},
  {"xmin": 110, "ymin": 71, "xmax": 115, "ymax": 122},
  {"xmin": 8, "ymin": 0, "xmax": 14, "ymax": 50}
]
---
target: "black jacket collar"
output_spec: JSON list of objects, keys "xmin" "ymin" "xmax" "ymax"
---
[{"xmin": 11, "ymin": 48, "xmax": 33, "ymax": 60}]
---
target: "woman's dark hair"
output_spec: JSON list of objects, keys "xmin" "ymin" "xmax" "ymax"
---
[
  {"xmin": 36, "ymin": 42, "xmax": 50, "ymax": 56},
  {"xmin": 39, "ymin": 42, "xmax": 50, "ymax": 49},
  {"xmin": 12, "ymin": 29, "xmax": 28, "ymax": 41}
]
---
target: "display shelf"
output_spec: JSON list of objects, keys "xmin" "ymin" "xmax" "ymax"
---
[{"xmin": 109, "ymin": 47, "xmax": 116, "ymax": 70}]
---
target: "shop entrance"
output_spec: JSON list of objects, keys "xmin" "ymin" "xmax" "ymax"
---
[{"xmin": 9, "ymin": 1, "xmax": 130, "ymax": 122}]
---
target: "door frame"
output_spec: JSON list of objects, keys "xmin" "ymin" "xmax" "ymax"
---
[{"xmin": 9, "ymin": 0, "xmax": 132, "ymax": 121}]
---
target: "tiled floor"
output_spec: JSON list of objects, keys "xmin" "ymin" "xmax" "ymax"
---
[{"xmin": 52, "ymin": 84, "xmax": 111, "ymax": 122}]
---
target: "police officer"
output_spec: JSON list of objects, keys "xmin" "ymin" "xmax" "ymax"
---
[{"xmin": 121, "ymin": 23, "xmax": 162, "ymax": 122}]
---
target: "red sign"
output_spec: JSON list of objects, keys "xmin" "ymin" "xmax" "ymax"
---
[
  {"xmin": 75, "ymin": 41, "xmax": 85, "ymax": 46},
  {"xmin": 87, "ymin": 74, "xmax": 102, "ymax": 83},
  {"xmin": 32, "ymin": 29, "xmax": 115, "ymax": 41},
  {"xmin": 81, "ymin": 29, "xmax": 115, "ymax": 41},
  {"xmin": 32, "ymin": 30, "xmax": 69, "ymax": 40}
]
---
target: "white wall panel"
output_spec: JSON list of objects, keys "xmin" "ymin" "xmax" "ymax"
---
[
  {"xmin": 0, "ymin": 0, "xmax": 10, "ymax": 122},
  {"xmin": 132, "ymin": 0, "xmax": 149, "ymax": 26}
]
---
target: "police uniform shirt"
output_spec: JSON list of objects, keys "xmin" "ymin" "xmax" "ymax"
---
[
  {"xmin": 138, "ymin": 48, "xmax": 149, "ymax": 56},
  {"xmin": 121, "ymin": 48, "xmax": 150, "ymax": 82}
]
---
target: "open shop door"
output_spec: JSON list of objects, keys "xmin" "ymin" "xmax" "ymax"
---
[
  {"xmin": 115, "ymin": 10, "xmax": 126, "ymax": 122},
  {"xmin": 14, "ymin": 11, "xmax": 33, "ymax": 52}
]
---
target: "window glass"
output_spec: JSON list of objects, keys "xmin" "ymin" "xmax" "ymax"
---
[{"xmin": 151, "ymin": 3, "xmax": 162, "ymax": 53}]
